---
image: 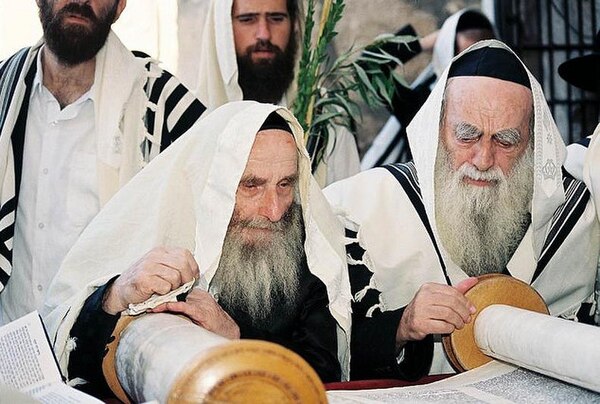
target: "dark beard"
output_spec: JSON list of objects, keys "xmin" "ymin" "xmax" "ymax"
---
[
  {"xmin": 39, "ymin": 0, "xmax": 118, "ymax": 66},
  {"xmin": 237, "ymin": 34, "xmax": 297, "ymax": 103},
  {"xmin": 212, "ymin": 203, "xmax": 304, "ymax": 331}
]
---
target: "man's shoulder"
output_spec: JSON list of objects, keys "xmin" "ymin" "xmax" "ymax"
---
[{"xmin": 0, "ymin": 47, "xmax": 32, "ymax": 77}]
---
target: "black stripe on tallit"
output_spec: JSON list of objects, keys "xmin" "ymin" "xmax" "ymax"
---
[
  {"xmin": 383, "ymin": 162, "xmax": 451, "ymax": 285},
  {"xmin": 532, "ymin": 173, "xmax": 590, "ymax": 281},
  {"xmin": 144, "ymin": 69, "xmax": 170, "ymax": 143},
  {"xmin": 0, "ymin": 48, "xmax": 29, "ymax": 133},
  {"xmin": 164, "ymin": 98, "xmax": 206, "ymax": 149},
  {"xmin": 11, "ymin": 61, "xmax": 36, "ymax": 197}
]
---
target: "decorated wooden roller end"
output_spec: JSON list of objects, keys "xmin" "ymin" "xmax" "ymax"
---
[
  {"xmin": 168, "ymin": 340, "xmax": 327, "ymax": 403},
  {"xmin": 442, "ymin": 274, "xmax": 549, "ymax": 372},
  {"xmin": 102, "ymin": 313, "xmax": 327, "ymax": 403}
]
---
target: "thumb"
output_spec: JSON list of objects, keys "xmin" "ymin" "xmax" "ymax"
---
[{"xmin": 454, "ymin": 277, "xmax": 478, "ymax": 295}]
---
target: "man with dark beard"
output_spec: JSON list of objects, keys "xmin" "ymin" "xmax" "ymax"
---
[
  {"xmin": 324, "ymin": 41, "xmax": 600, "ymax": 380},
  {"xmin": 45, "ymin": 104, "xmax": 351, "ymax": 398},
  {"xmin": 0, "ymin": 0, "xmax": 206, "ymax": 325},
  {"xmin": 197, "ymin": 0, "xmax": 360, "ymax": 187}
]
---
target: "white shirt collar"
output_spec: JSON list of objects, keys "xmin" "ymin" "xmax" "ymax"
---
[{"xmin": 33, "ymin": 46, "xmax": 97, "ymax": 105}]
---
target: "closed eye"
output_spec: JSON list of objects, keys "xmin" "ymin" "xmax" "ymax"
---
[
  {"xmin": 454, "ymin": 122, "xmax": 482, "ymax": 142},
  {"xmin": 235, "ymin": 14, "xmax": 258, "ymax": 24},
  {"xmin": 494, "ymin": 129, "xmax": 521, "ymax": 147}
]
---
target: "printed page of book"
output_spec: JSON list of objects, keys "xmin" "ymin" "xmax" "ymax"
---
[
  {"xmin": 327, "ymin": 361, "xmax": 600, "ymax": 403},
  {"xmin": 25, "ymin": 382, "xmax": 103, "ymax": 404},
  {"xmin": 0, "ymin": 311, "xmax": 102, "ymax": 403},
  {"xmin": 0, "ymin": 311, "xmax": 62, "ymax": 391}
]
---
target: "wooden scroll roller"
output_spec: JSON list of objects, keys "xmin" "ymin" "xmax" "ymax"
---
[
  {"xmin": 442, "ymin": 273, "xmax": 549, "ymax": 371},
  {"xmin": 442, "ymin": 273, "xmax": 600, "ymax": 393},
  {"xmin": 102, "ymin": 313, "xmax": 327, "ymax": 403}
]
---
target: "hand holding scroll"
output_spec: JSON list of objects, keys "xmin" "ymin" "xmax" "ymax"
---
[
  {"xmin": 395, "ymin": 278, "xmax": 478, "ymax": 350},
  {"xmin": 102, "ymin": 247, "xmax": 199, "ymax": 315},
  {"xmin": 151, "ymin": 289, "xmax": 241, "ymax": 340}
]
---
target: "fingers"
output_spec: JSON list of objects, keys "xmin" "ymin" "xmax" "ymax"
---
[
  {"xmin": 102, "ymin": 247, "xmax": 199, "ymax": 314},
  {"xmin": 416, "ymin": 283, "xmax": 474, "ymax": 322},
  {"xmin": 148, "ymin": 247, "xmax": 199, "ymax": 283},
  {"xmin": 454, "ymin": 277, "xmax": 479, "ymax": 297},
  {"xmin": 149, "ymin": 291, "xmax": 240, "ymax": 339},
  {"xmin": 397, "ymin": 281, "xmax": 477, "ymax": 343}
]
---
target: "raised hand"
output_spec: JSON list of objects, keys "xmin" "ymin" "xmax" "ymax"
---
[{"xmin": 102, "ymin": 247, "xmax": 199, "ymax": 315}]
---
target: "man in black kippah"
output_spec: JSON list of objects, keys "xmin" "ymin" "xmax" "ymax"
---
[
  {"xmin": 58, "ymin": 106, "xmax": 344, "ymax": 398},
  {"xmin": 325, "ymin": 40, "xmax": 599, "ymax": 380}
]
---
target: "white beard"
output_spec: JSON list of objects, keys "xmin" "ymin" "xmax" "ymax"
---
[
  {"xmin": 434, "ymin": 144, "xmax": 534, "ymax": 276},
  {"xmin": 211, "ymin": 203, "xmax": 304, "ymax": 328}
]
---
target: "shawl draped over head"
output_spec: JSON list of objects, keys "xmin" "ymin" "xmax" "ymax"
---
[
  {"xmin": 194, "ymin": 0, "xmax": 359, "ymax": 188},
  {"xmin": 195, "ymin": 0, "xmax": 298, "ymax": 111},
  {"xmin": 43, "ymin": 101, "xmax": 352, "ymax": 380},
  {"xmin": 326, "ymin": 39, "xmax": 599, "ymax": 325},
  {"xmin": 431, "ymin": 8, "xmax": 497, "ymax": 79},
  {"xmin": 325, "ymin": 39, "xmax": 599, "ymax": 373}
]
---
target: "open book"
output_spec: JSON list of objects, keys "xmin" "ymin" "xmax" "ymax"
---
[
  {"xmin": 328, "ymin": 361, "xmax": 600, "ymax": 403},
  {"xmin": 0, "ymin": 311, "xmax": 101, "ymax": 403}
]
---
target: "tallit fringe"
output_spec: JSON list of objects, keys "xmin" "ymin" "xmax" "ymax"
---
[
  {"xmin": 366, "ymin": 303, "xmax": 383, "ymax": 318},
  {"xmin": 560, "ymin": 305, "xmax": 582, "ymax": 321},
  {"xmin": 344, "ymin": 236, "xmax": 357, "ymax": 245},
  {"xmin": 353, "ymin": 274, "xmax": 376, "ymax": 303},
  {"xmin": 65, "ymin": 336, "xmax": 77, "ymax": 353},
  {"xmin": 347, "ymin": 255, "xmax": 364, "ymax": 266},
  {"xmin": 67, "ymin": 378, "xmax": 88, "ymax": 387}
]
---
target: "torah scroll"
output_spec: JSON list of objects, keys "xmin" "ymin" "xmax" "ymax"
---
[
  {"xmin": 443, "ymin": 274, "xmax": 600, "ymax": 393},
  {"xmin": 102, "ymin": 313, "xmax": 327, "ymax": 403},
  {"xmin": 475, "ymin": 305, "xmax": 600, "ymax": 393}
]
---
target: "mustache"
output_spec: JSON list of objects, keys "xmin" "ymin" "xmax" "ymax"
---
[
  {"xmin": 56, "ymin": 2, "xmax": 98, "ymax": 23},
  {"xmin": 233, "ymin": 217, "xmax": 286, "ymax": 232},
  {"xmin": 248, "ymin": 40, "xmax": 282, "ymax": 53},
  {"xmin": 458, "ymin": 163, "xmax": 505, "ymax": 183}
]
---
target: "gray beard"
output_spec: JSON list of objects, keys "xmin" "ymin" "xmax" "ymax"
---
[
  {"xmin": 211, "ymin": 203, "xmax": 304, "ymax": 328},
  {"xmin": 434, "ymin": 144, "xmax": 534, "ymax": 276}
]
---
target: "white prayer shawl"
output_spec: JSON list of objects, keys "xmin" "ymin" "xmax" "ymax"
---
[
  {"xmin": 0, "ymin": 31, "xmax": 156, "ymax": 291},
  {"xmin": 582, "ymin": 122, "xmax": 600, "ymax": 324},
  {"xmin": 43, "ymin": 101, "xmax": 352, "ymax": 381},
  {"xmin": 195, "ymin": 0, "xmax": 359, "ymax": 187},
  {"xmin": 325, "ymin": 40, "xmax": 600, "ymax": 373}
]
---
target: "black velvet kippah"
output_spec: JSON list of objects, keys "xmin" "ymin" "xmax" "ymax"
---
[
  {"xmin": 259, "ymin": 112, "xmax": 293, "ymax": 134},
  {"xmin": 448, "ymin": 47, "xmax": 531, "ymax": 89},
  {"xmin": 456, "ymin": 10, "xmax": 494, "ymax": 33}
]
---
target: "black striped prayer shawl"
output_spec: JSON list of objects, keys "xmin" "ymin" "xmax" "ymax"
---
[{"xmin": 0, "ymin": 47, "xmax": 206, "ymax": 292}]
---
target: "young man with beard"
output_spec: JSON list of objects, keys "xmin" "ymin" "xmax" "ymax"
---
[
  {"xmin": 196, "ymin": 0, "xmax": 360, "ymax": 187},
  {"xmin": 43, "ymin": 103, "xmax": 352, "ymax": 398},
  {"xmin": 0, "ymin": 0, "xmax": 206, "ymax": 325},
  {"xmin": 324, "ymin": 40, "xmax": 600, "ymax": 380}
]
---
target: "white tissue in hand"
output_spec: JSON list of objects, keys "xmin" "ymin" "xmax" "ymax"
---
[{"xmin": 124, "ymin": 279, "xmax": 195, "ymax": 316}]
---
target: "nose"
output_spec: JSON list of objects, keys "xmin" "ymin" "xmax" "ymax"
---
[
  {"xmin": 256, "ymin": 16, "xmax": 272, "ymax": 41},
  {"xmin": 259, "ymin": 188, "xmax": 287, "ymax": 222},
  {"xmin": 471, "ymin": 140, "xmax": 495, "ymax": 171}
]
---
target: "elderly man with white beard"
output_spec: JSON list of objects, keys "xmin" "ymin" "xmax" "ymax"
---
[
  {"xmin": 324, "ymin": 40, "xmax": 600, "ymax": 381},
  {"xmin": 43, "ymin": 102, "xmax": 351, "ymax": 398}
]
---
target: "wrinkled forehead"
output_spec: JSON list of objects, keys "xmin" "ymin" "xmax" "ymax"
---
[
  {"xmin": 443, "ymin": 76, "xmax": 533, "ymax": 131},
  {"xmin": 245, "ymin": 129, "xmax": 299, "ymax": 170}
]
